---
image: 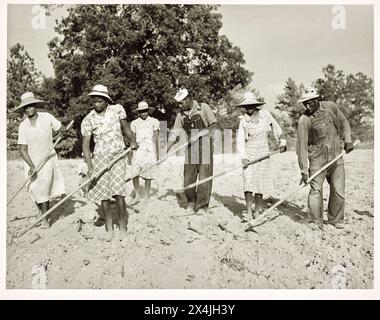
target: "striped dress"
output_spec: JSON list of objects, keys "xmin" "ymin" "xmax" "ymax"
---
[{"xmin": 237, "ymin": 110, "xmax": 283, "ymax": 196}]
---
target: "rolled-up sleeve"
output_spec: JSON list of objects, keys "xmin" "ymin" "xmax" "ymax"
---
[
  {"xmin": 201, "ymin": 103, "xmax": 217, "ymax": 127},
  {"xmin": 296, "ymin": 115, "xmax": 310, "ymax": 174}
]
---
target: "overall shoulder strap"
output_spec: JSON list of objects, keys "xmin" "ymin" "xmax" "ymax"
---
[{"xmin": 320, "ymin": 101, "xmax": 339, "ymax": 132}]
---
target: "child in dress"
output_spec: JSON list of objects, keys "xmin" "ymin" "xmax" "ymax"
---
[{"xmin": 130, "ymin": 101, "xmax": 160, "ymax": 202}]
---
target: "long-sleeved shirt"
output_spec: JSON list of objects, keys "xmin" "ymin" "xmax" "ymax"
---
[{"xmin": 296, "ymin": 101, "xmax": 352, "ymax": 174}]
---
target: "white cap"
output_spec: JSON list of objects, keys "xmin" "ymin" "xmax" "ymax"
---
[{"xmin": 174, "ymin": 88, "xmax": 189, "ymax": 102}]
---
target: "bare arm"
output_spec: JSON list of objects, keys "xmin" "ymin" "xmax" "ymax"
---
[
  {"xmin": 167, "ymin": 132, "xmax": 179, "ymax": 152},
  {"xmin": 82, "ymin": 135, "xmax": 93, "ymax": 176},
  {"xmin": 120, "ymin": 119, "xmax": 138, "ymax": 149},
  {"xmin": 167, "ymin": 113, "xmax": 183, "ymax": 152},
  {"xmin": 56, "ymin": 123, "xmax": 67, "ymax": 133},
  {"xmin": 19, "ymin": 144, "xmax": 35, "ymax": 176},
  {"xmin": 154, "ymin": 130, "xmax": 160, "ymax": 160}
]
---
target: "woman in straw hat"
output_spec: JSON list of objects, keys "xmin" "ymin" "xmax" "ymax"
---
[
  {"xmin": 16, "ymin": 92, "xmax": 67, "ymax": 228},
  {"xmin": 129, "ymin": 101, "xmax": 160, "ymax": 203},
  {"xmin": 236, "ymin": 92, "xmax": 287, "ymax": 219},
  {"xmin": 81, "ymin": 84, "xmax": 138, "ymax": 242}
]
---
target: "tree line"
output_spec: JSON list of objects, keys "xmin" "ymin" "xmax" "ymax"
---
[{"xmin": 7, "ymin": 4, "xmax": 374, "ymax": 157}]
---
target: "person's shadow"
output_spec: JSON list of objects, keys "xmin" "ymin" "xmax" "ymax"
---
[
  {"xmin": 49, "ymin": 196, "xmax": 87, "ymax": 227},
  {"xmin": 92, "ymin": 199, "xmax": 141, "ymax": 228},
  {"xmin": 157, "ymin": 188, "xmax": 189, "ymax": 208},
  {"xmin": 212, "ymin": 193, "xmax": 308, "ymax": 225},
  {"xmin": 211, "ymin": 193, "xmax": 246, "ymax": 219}
]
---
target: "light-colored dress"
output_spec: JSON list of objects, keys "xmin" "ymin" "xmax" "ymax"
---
[
  {"xmin": 130, "ymin": 116, "xmax": 160, "ymax": 180},
  {"xmin": 17, "ymin": 112, "xmax": 65, "ymax": 204},
  {"xmin": 237, "ymin": 110, "xmax": 283, "ymax": 196}
]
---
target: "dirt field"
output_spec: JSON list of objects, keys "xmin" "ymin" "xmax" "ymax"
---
[{"xmin": 6, "ymin": 150, "xmax": 374, "ymax": 289}]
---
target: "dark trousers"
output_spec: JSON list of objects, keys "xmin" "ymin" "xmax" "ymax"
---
[
  {"xmin": 183, "ymin": 139, "xmax": 213, "ymax": 211},
  {"xmin": 308, "ymin": 161, "xmax": 345, "ymax": 226}
]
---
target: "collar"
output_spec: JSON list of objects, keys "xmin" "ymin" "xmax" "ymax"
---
[
  {"xmin": 183, "ymin": 100, "xmax": 201, "ymax": 117},
  {"xmin": 90, "ymin": 105, "xmax": 110, "ymax": 117},
  {"xmin": 308, "ymin": 106, "xmax": 323, "ymax": 118},
  {"xmin": 242, "ymin": 111, "xmax": 260, "ymax": 123},
  {"xmin": 26, "ymin": 112, "xmax": 40, "ymax": 125}
]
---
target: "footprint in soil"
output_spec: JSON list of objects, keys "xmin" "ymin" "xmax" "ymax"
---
[{"xmin": 353, "ymin": 210, "xmax": 373, "ymax": 218}]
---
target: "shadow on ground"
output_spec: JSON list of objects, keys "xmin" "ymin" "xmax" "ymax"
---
[
  {"xmin": 212, "ymin": 193, "xmax": 308, "ymax": 225},
  {"xmin": 49, "ymin": 196, "xmax": 87, "ymax": 226},
  {"xmin": 157, "ymin": 188, "xmax": 189, "ymax": 208}
]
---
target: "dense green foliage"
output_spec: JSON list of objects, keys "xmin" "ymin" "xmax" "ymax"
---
[{"xmin": 7, "ymin": 6, "xmax": 373, "ymax": 157}]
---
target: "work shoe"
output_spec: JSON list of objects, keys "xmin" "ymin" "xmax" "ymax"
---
[
  {"xmin": 93, "ymin": 216, "xmax": 105, "ymax": 227},
  {"xmin": 195, "ymin": 208, "xmax": 208, "ymax": 215},
  {"xmin": 326, "ymin": 221, "xmax": 345, "ymax": 229}
]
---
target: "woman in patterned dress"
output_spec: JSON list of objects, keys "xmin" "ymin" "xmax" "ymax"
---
[
  {"xmin": 81, "ymin": 85, "xmax": 138, "ymax": 242},
  {"xmin": 236, "ymin": 92, "xmax": 287, "ymax": 219}
]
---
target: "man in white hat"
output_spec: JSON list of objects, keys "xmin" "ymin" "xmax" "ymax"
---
[
  {"xmin": 16, "ymin": 92, "xmax": 68, "ymax": 228},
  {"xmin": 296, "ymin": 87, "xmax": 353, "ymax": 231},
  {"xmin": 81, "ymin": 84, "xmax": 138, "ymax": 242},
  {"xmin": 167, "ymin": 88, "xmax": 219, "ymax": 214}
]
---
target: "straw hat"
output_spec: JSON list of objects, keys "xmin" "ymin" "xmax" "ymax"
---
[
  {"xmin": 88, "ymin": 84, "xmax": 113, "ymax": 103},
  {"xmin": 298, "ymin": 87, "xmax": 319, "ymax": 103},
  {"xmin": 174, "ymin": 88, "xmax": 189, "ymax": 102},
  {"xmin": 235, "ymin": 92, "xmax": 265, "ymax": 108},
  {"xmin": 15, "ymin": 92, "xmax": 45, "ymax": 112},
  {"xmin": 136, "ymin": 101, "xmax": 149, "ymax": 111},
  {"xmin": 133, "ymin": 101, "xmax": 155, "ymax": 113}
]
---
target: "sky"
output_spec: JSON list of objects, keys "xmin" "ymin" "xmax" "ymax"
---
[{"xmin": 7, "ymin": 4, "xmax": 374, "ymax": 108}]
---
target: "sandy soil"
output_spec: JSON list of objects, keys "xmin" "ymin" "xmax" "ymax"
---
[{"xmin": 6, "ymin": 150, "xmax": 374, "ymax": 289}]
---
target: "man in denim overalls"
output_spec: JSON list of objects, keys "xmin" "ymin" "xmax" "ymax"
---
[
  {"xmin": 296, "ymin": 87, "xmax": 353, "ymax": 231},
  {"xmin": 167, "ymin": 88, "xmax": 219, "ymax": 214}
]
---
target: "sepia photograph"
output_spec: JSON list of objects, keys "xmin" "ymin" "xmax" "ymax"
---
[{"xmin": 2, "ymin": 0, "xmax": 377, "ymax": 296}]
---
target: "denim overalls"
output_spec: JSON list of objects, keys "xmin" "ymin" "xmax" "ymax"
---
[
  {"xmin": 182, "ymin": 113, "xmax": 213, "ymax": 211},
  {"xmin": 307, "ymin": 106, "xmax": 345, "ymax": 227}
]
